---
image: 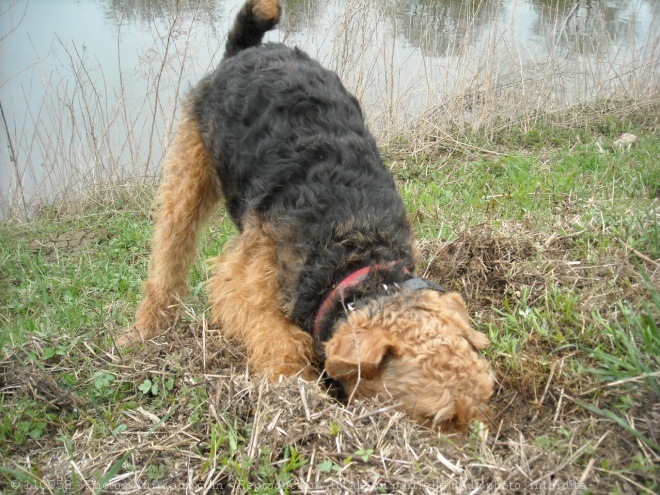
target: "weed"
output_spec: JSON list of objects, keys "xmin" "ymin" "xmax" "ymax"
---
[
  {"xmin": 586, "ymin": 267, "xmax": 660, "ymax": 397},
  {"xmin": 355, "ymin": 448, "xmax": 375, "ymax": 462},
  {"xmin": 138, "ymin": 378, "xmax": 160, "ymax": 396},
  {"xmin": 201, "ymin": 418, "xmax": 307, "ymax": 493},
  {"xmin": 318, "ymin": 459, "xmax": 343, "ymax": 473}
]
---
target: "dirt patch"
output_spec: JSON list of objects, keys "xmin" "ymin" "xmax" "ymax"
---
[
  {"xmin": 420, "ymin": 226, "xmax": 540, "ymax": 312},
  {"xmin": 419, "ymin": 224, "xmax": 643, "ymax": 316},
  {"xmin": 29, "ymin": 228, "xmax": 109, "ymax": 254}
]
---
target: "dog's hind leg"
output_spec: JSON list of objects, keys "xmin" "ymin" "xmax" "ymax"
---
[
  {"xmin": 120, "ymin": 109, "xmax": 222, "ymax": 345},
  {"xmin": 207, "ymin": 218, "xmax": 318, "ymax": 381}
]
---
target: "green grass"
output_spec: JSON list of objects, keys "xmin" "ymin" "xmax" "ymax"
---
[
  {"xmin": 587, "ymin": 269, "xmax": 660, "ymax": 398},
  {"xmin": 397, "ymin": 127, "xmax": 659, "ymax": 242},
  {"xmin": 0, "ymin": 189, "xmax": 236, "ymax": 348},
  {"xmin": 1, "ymin": 107, "xmax": 659, "ymax": 493}
]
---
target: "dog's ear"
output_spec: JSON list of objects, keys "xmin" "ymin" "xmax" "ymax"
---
[
  {"xmin": 441, "ymin": 292, "xmax": 490, "ymax": 350},
  {"xmin": 324, "ymin": 326, "xmax": 398, "ymax": 379}
]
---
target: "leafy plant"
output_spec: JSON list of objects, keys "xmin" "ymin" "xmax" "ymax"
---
[
  {"xmin": 93, "ymin": 372, "xmax": 116, "ymax": 391},
  {"xmin": 139, "ymin": 379, "xmax": 159, "ymax": 396},
  {"xmin": 318, "ymin": 459, "xmax": 342, "ymax": 473},
  {"xmin": 355, "ymin": 448, "xmax": 374, "ymax": 462}
]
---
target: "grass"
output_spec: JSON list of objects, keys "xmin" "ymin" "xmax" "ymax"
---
[
  {"xmin": 398, "ymin": 124, "xmax": 660, "ymax": 241},
  {"xmin": 1, "ymin": 0, "xmax": 659, "ymax": 490},
  {"xmin": 0, "ymin": 186, "xmax": 235, "ymax": 348},
  {"xmin": 1, "ymin": 105, "xmax": 659, "ymax": 494}
]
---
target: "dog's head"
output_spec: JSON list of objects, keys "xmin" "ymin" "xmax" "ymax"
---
[{"xmin": 324, "ymin": 290, "xmax": 494, "ymax": 431}]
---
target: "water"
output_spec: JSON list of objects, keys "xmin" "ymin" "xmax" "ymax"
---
[{"xmin": 0, "ymin": 0, "xmax": 657, "ymax": 215}]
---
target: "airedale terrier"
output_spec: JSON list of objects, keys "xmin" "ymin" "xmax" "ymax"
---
[{"xmin": 121, "ymin": 0, "xmax": 494, "ymax": 430}]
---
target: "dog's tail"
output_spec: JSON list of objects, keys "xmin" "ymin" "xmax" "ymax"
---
[{"xmin": 224, "ymin": 0, "xmax": 281, "ymax": 59}]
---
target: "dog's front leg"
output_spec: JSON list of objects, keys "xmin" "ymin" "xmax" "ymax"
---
[{"xmin": 207, "ymin": 220, "xmax": 318, "ymax": 381}]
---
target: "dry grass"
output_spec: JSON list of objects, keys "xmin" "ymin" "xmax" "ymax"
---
[
  {"xmin": 0, "ymin": 329, "xmax": 650, "ymax": 494},
  {"xmin": 304, "ymin": 0, "xmax": 660, "ymax": 148},
  {"xmin": 2, "ymin": 225, "xmax": 658, "ymax": 494},
  {"xmin": 0, "ymin": 0, "xmax": 224, "ymax": 218},
  {"xmin": 2, "ymin": 0, "xmax": 659, "ymax": 217}
]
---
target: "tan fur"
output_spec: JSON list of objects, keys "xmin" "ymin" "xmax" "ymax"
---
[
  {"xmin": 206, "ymin": 218, "xmax": 317, "ymax": 381},
  {"xmin": 325, "ymin": 291, "xmax": 494, "ymax": 431},
  {"xmin": 117, "ymin": 108, "xmax": 221, "ymax": 345},
  {"xmin": 252, "ymin": 0, "xmax": 280, "ymax": 22}
]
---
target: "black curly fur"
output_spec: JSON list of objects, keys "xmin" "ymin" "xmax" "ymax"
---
[
  {"xmin": 190, "ymin": 1, "xmax": 416, "ymax": 341},
  {"xmin": 223, "ymin": 0, "xmax": 281, "ymax": 58}
]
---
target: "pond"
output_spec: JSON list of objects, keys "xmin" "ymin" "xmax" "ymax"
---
[{"xmin": 0, "ymin": 0, "xmax": 657, "ymax": 215}]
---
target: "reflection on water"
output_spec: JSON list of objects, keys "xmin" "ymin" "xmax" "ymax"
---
[
  {"xmin": 396, "ymin": 0, "xmax": 499, "ymax": 54},
  {"xmin": 397, "ymin": 0, "xmax": 652, "ymax": 56},
  {"xmin": 0, "ymin": 0, "xmax": 657, "ymax": 215},
  {"xmin": 99, "ymin": 0, "xmax": 222, "ymax": 24}
]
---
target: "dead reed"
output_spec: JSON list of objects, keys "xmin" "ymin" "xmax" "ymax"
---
[{"xmin": 1, "ymin": 0, "xmax": 658, "ymax": 218}]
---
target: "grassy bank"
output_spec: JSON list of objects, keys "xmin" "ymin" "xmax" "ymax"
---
[{"xmin": 1, "ymin": 106, "xmax": 659, "ymax": 494}]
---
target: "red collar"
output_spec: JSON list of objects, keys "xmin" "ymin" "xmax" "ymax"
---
[{"xmin": 312, "ymin": 263, "xmax": 404, "ymax": 338}]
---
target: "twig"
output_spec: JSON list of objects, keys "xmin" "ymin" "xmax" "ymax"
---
[
  {"xmin": 617, "ymin": 238, "xmax": 660, "ymax": 266},
  {"xmin": 571, "ymin": 457, "xmax": 596, "ymax": 495},
  {"xmin": 0, "ymin": 99, "xmax": 27, "ymax": 213},
  {"xmin": 435, "ymin": 449, "xmax": 464, "ymax": 475},
  {"xmin": 353, "ymin": 404, "xmax": 400, "ymax": 421},
  {"xmin": 540, "ymin": 360, "xmax": 557, "ymax": 405},
  {"xmin": 553, "ymin": 387, "xmax": 565, "ymax": 422}
]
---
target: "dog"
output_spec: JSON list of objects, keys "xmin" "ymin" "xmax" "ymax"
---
[{"xmin": 120, "ymin": 0, "xmax": 494, "ymax": 431}]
